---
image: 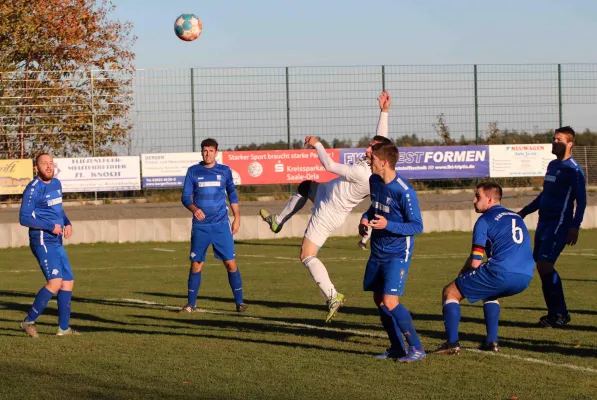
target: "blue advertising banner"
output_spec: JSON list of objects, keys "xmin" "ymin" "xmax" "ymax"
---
[{"xmin": 339, "ymin": 145, "xmax": 490, "ymax": 179}]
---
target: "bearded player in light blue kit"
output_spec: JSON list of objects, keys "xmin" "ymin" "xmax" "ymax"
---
[
  {"xmin": 19, "ymin": 153, "xmax": 79, "ymax": 338},
  {"xmin": 360, "ymin": 142, "xmax": 426, "ymax": 363},
  {"xmin": 179, "ymin": 138, "xmax": 248, "ymax": 313},
  {"xmin": 518, "ymin": 126, "xmax": 586, "ymax": 328}
]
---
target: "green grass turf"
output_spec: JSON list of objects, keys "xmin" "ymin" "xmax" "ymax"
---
[{"xmin": 1, "ymin": 231, "xmax": 596, "ymax": 400}]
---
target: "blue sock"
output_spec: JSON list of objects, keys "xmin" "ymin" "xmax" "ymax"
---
[
  {"xmin": 549, "ymin": 269, "xmax": 568, "ymax": 315},
  {"xmin": 389, "ymin": 304, "xmax": 422, "ymax": 349},
  {"xmin": 379, "ymin": 305, "xmax": 406, "ymax": 356},
  {"xmin": 443, "ymin": 301, "xmax": 461, "ymax": 343},
  {"xmin": 25, "ymin": 287, "xmax": 54, "ymax": 322},
  {"xmin": 187, "ymin": 271, "xmax": 202, "ymax": 307},
  {"xmin": 540, "ymin": 273, "xmax": 555, "ymax": 314},
  {"xmin": 57, "ymin": 290, "xmax": 73, "ymax": 331},
  {"xmin": 483, "ymin": 301, "xmax": 500, "ymax": 343},
  {"xmin": 228, "ymin": 269, "xmax": 243, "ymax": 304}
]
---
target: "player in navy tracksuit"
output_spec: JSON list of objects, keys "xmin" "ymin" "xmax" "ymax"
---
[
  {"xmin": 518, "ymin": 126, "xmax": 586, "ymax": 328},
  {"xmin": 359, "ymin": 142, "xmax": 426, "ymax": 363},
  {"xmin": 434, "ymin": 182, "xmax": 534, "ymax": 354},
  {"xmin": 179, "ymin": 138, "xmax": 247, "ymax": 313},
  {"xmin": 19, "ymin": 153, "xmax": 79, "ymax": 338}
]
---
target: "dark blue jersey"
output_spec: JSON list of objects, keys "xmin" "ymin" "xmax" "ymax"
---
[
  {"xmin": 19, "ymin": 177, "xmax": 71, "ymax": 245},
  {"xmin": 181, "ymin": 162, "xmax": 238, "ymax": 225},
  {"xmin": 520, "ymin": 158, "xmax": 586, "ymax": 229},
  {"xmin": 364, "ymin": 173, "xmax": 423, "ymax": 260},
  {"xmin": 472, "ymin": 205, "xmax": 534, "ymax": 276}
]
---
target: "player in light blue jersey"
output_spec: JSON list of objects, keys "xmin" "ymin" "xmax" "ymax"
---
[
  {"xmin": 180, "ymin": 138, "xmax": 247, "ymax": 313},
  {"xmin": 360, "ymin": 142, "xmax": 426, "ymax": 363},
  {"xmin": 18, "ymin": 153, "xmax": 79, "ymax": 338},
  {"xmin": 434, "ymin": 183, "xmax": 534, "ymax": 355},
  {"xmin": 518, "ymin": 126, "xmax": 586, "ymax": 328}
]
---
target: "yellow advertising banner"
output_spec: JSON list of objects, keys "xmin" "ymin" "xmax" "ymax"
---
[{"xmin": 0, "ymin": 160, "xmax": 33, "ymax": 195}]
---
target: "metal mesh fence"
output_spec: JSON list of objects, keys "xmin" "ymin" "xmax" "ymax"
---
[{"xmin": 1, "ymin": 64, "xmax": 596, "ymax": 196}]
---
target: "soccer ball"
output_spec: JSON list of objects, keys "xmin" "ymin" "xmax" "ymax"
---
[
  {"xmin": 248, "ymin": 162, "xmax": 263, "ymax": 178},
  {"xmin": 174, "ymin": 13, "xmax": 202, "ymax": 42}
]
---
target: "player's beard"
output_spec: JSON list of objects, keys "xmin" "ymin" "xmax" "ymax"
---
[
  {"xmin": 37, "ymin": 168, "xmax": 54, "ymax": 182},
  {"xmin": 551, "ymin": 142, "xmax": 566, "ymax": 158}
]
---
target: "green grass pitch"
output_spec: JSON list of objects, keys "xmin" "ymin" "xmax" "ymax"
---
[{"xmin": 1, "ymin": 231, "xmax": 596, "ymax": 399}]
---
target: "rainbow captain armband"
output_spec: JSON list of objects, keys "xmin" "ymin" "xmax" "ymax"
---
[{"xmin": 471, "ymin": 245, "xmax": 485, "ymax": 261}]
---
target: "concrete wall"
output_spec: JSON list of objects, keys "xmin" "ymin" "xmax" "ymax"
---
[{"xmin": 1, "ymin": 206, "xmax": 596, "ymax": 249}]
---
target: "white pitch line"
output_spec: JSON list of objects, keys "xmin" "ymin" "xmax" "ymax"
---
[
  {"xmin": 117, "ymin": 297, "xmax": 597, "ymax": 375},
  {"xmin": 152, "ymin": 248, "xmax": 175, "ymax": 252},
  {"xmin": 4, "ymin": 249, "xmax": 596, "ymax": 274}
]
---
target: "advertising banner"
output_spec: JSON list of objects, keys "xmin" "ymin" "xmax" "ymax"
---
[
  {"xmin": 222, "ymin": 149, "xmax": 340, "ymax": 185},
  {"xmin": 0, "ymin": 160, "xmax": 33, "ymax": 195},
  {"xmin": 489, "ymin": 144, "xmax": 555, "ymax": 177},
  {"xmin": 54, "ymin": 156, "xmax": 141, "ymax": 192},
  {"xmin": 340, "ymin": 145, "xmax": 490, "ymax": 179},
  {"xmin": 141, "ymin": 152, "xmax": 222, "ymax": 188}
]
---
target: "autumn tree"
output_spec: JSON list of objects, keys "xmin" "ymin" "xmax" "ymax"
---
[{"xmin": 0, "ymin": 0, "xmax": 136, "ymax": 159}]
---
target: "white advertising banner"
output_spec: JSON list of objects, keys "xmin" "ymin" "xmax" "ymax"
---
[
  {"xmin": 489, "ymin": 144, "xmax": 555, "ymax": 178},
  {"xmin": 54, "ymin": 156, "xmax": 141, "ymax": 192},
  {"xmin": 141, "ymin": 152, "xmax": 223, "ymax": 188}
]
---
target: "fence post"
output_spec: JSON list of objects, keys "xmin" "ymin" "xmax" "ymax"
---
[
  {"xmin": 381, "ymin": 65, "xmax": 386, "ymax": 92},
  {"xmin": 90, "ymin": 71, "xmax": 98, "ymax": 201},
  {"xmin": 474, "ymin": 64, "xmax": 479, "ymax": 144},
  {"xmin": 285, "ymin": 67, "xmax": 292, "ymax": 194},
  {"xmin": 190, "ymin": 68, "xmax": 196, "ymax": 152},
  {"xmin": 558, "ymin": 64, "xmax": 563, "ymax": 127},
  {"xmin": 90, "ymin": 71, "xmax": 96, "ymax": 157},
  {"xmin": 285, "ymin": 67, "xmax": 291, "ymax": 149},
  {"xmin": 584, "ymin": 146, "xmax": 589, "ymax": 185}
]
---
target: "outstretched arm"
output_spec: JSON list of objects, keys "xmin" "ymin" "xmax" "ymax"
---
[
  {"xmin": 306, "ymin": 136, "xmax": 354, "ymax": 177},
  {"xmin": 375, "ymin": 91, "xmax": 390, "ymax": 138}
]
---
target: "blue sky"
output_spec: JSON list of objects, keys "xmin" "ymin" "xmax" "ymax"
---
[{"xmin": 112, "ymin": 0, "xmax": 597, "ymax": 68}]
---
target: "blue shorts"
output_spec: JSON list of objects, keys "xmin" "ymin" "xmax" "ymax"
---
[
  {"xmin": 533, "ymin": 221, "xmax": 568, "ymax": 263},
  {"xmin": 363, "ymin": 257, "xmax": 410, "ymax": 296},
  {"xmin": 455, "ymin": 263, "xmax": 532, "ymax": 303},
  {"xmin": 190, "ymin": 221, "xmax": 235, "ymax": 262},
  {"xmin": 30, "ymin": 244, "xmax": 74, "ymax": 281}
]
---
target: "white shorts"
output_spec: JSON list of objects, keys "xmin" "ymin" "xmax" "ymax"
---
[{"xmin": 304, "ymin": 184, "xmax": 349, "ymax": 247}]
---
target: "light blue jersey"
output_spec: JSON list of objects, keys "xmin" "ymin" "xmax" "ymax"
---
[
  {"xmin": 363, "ymin": 173, "xmax": 423, "ymax": 261},
  {"xmin": 181, "ymin": 162, "xmax": 238, "ymax": 226},
  {"xmin": 19, "ymin": 177, "xmax": 70, "ymax": 246},
  {"xmin": 520, "ymin": 158, "xmax": 586, "ymax": 229},
  {"xmin": 472, "ymin": 205, "xmax": 535, "ymax": 277}
]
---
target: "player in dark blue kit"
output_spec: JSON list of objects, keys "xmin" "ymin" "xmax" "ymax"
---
[
  {"xmin": 19, "ymin": 153, "xmax": 79, "ymax": 338},
  {"xmin": 518, "ymin": 126, "xmax": 586, "ymax": 328},
  {"xmin": 180, "ymin": 138, "xmax": 248, "ymax": 313},
  {"xmin": 434, "ymin": 183, "xmax": 534, "ymax": 355},
  {"xmin": 359, "ymin": 142, "xmax": 426, "ymax": 363}
]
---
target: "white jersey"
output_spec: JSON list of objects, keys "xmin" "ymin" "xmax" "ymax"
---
[
  {"xmin": 317, "ymin": 157, "xmax": 371, "ymax": 214},
  {"xmin": 311, "ymin": 111, "xmax": 388, "ymax": 214}
]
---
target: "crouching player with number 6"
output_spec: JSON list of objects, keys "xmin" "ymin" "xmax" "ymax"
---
[
  {"xmin": 360, "ymin": 143, "xmax": 426, "ymax": 363},
  {"xmin": 434, "ymin": 183, "xmax": 534, "ymax": 355}
]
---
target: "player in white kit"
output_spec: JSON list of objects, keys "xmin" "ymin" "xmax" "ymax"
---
[{"xmin": 260, "ymin": 92, "xmax": 392, "ymax": 322}]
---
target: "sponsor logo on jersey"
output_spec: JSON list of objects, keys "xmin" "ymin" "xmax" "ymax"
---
[
  {"xmin": 373, "ymin": 201, "xmax": 390, "ymax": 213},
  {"xmin": 47, "ymin": 197, "xmax": 63, "ymax": 206},
  {"xmin": 198, "ymin": 181, "xmax": 221, "ymax": 188}
]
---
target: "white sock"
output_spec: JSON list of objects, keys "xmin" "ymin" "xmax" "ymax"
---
[
  {"xmin": 277, "ymin": 193, "xmax": 308, "ymax": 225},
  {"xmin": 302, "ymin": 256, "xmax": 338, "ymax": 302}
]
